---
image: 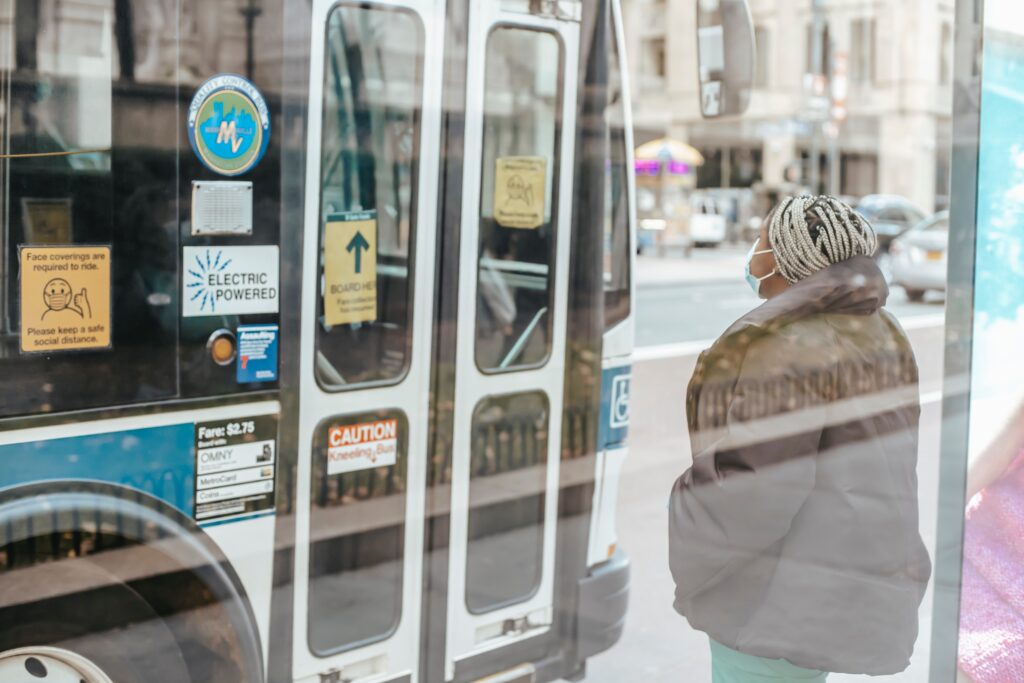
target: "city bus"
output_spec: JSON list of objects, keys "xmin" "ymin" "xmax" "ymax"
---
[{"xmin": 0, "ymin": 1, "xmax": 636, "ymax": 682}]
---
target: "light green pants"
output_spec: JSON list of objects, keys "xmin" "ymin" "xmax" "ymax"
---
[{"xmin": 710, "ymin": 639, "xmax": 828, "ymax": 683}]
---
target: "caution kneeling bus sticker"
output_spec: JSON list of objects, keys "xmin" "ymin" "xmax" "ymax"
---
[{"xmin": 326, "ymin": 419, "xmax": 399, "ymax": 475}]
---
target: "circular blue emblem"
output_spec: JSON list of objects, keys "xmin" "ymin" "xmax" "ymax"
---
[{"xmin": 187, "ymin": 74, "xmax": 271, "ymax": 176}]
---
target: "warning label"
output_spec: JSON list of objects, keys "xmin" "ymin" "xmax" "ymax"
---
[
  {"xmin": 194, "ymin": 414, "xmax": 278, "ymax": 523},
  {"xmin": 494, "ymin": 156, "xmax": 548, "ymax": 229},
  {"xmin": 326, "ymin": 418, "xmax": 398, "ymax": 475},
  {"xmin": 323, "ymin": 211, "xmax": 377, "ymax": 326},
  {"xmin": 19, "ymin": 245, "xmax": 112, "ymax": 353}
]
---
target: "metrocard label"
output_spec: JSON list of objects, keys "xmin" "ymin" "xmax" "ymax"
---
[
  {"xmin": 183, "ymin": 245, "xmax": 279, "ymax": 316},
  {"xmin": 19, "ymin": 245, "xmax": 112, "ymax": 353},
  {"xmin": 494, "ymin": 156, "xmax": 548, "ymax": 229},
  {"xmin": 326, "ymin": 419, "xmax": 398, "ymax": 475},
  {"xmin": 194, "ymin": 414, "xmax": 278, "ymax": 523},
  {"xmin": 323, "ymin": 211, "xmax": 377, "ymax": 326}
]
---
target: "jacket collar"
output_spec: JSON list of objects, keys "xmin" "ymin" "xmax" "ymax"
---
[{"xmin": 727, "ymin": 256, "xmax": 888, "ymax": 338}]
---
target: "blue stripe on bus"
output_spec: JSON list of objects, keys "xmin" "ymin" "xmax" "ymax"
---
[{"xmin": 0, "ymin": 424, "xmax": 195, "ymax": 516}]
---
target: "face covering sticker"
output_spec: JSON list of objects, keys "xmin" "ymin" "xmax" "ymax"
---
[{"xmin": 19, "ymin": 245, "xmax": 112, "ymax": 353}]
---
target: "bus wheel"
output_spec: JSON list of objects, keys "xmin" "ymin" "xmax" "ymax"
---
[
  {"xmin": 0, "ymin": 557, "xmax": 192, "ymax": 682},
  {"xmin": 0, "ymin": 646, "xmax": 120, "ymax": 683},
  {"xmin": 0, "ymin": 484, "xmax": 264, "ymax": 683}
]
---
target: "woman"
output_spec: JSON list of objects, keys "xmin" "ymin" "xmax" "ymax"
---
[{"xmin": 669, "ymin": 195, "xmax": 931, "ymax": 682}]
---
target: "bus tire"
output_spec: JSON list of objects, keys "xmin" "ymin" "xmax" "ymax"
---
[
  {"xmin": 0, "ymin": 482, "xmax": 264, "ymax": 683},
  {"xmin": 0, "ymin": 559, "xmax": 192, "ymax": 682}
]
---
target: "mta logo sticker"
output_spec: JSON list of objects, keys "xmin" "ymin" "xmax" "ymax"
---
[{"xmin": 188, "ymin": 74, "xmax": 270, "ymax": 176}]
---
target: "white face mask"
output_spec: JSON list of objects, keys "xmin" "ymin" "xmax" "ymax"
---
[{"xmin": 744, "ymin": 239, "xmax": 775, "ymax": 297}]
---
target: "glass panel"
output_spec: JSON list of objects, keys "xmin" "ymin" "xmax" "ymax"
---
[
  {"xmin": 604, "ymin": 26, "xmax": 631, "ymax": 332},
  {"xmin": 0, "ymin": 0, "xmax": 178, "ymax": 416},
  {"xmin": 308, "ymin": 410, "xmax": 408, "ymax": 654},
  {"xmin": 466, "ymin": 392, "xmax": 548, "ymax": 613},
  {"xmin": 315, "ymin": 4, "xmax": 422, "ymax": 389},
  {"xmin": 957, "ymin": 7, "xmax": 1024, "ymax": 678},
  {"xmin": 475, "ymin": 28, "xmax": 562, "ymax": 372}
]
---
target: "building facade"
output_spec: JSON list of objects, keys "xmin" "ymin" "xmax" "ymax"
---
[{"xmin": 623, "ymin": 0, "xmax": 955, "ymax": 212}]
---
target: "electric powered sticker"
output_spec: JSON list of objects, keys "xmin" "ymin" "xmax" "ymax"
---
[
  {"xmin": 182, "ymin": 245, "xmax": 279, "ymax": 316},
  {"xmin": 19, "ymin": 245, "xmax": 112, "ymax": 353},
  {"xmin": 187, "ymin": 74, "xmax": 271, "ymax": 177},
  {"xmin": 323, "ymin": 211, "xmax": 378, "ymax": 326},
  {"xmin": 326, "ymin": 419, "xmax": 398, "ymax": 475},
  {"xmin": 194, "ymin": 414, "xmax": 278, "ymax": 523},
  {"xmin": 237, "ymin": 324, "xmax": 279, "ymax": 384},
  {"xmin": 494, "ymin": 156, "xmax": 548, "ymax": 229}
]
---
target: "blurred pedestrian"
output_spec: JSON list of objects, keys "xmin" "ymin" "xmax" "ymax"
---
[{"xmin": 669, "ymin": 195, "xmax": 931, "ymax": 682}]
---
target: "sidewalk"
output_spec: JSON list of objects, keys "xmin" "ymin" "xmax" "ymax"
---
[{"xmin": 636, "ymin": 248, "xmax": 746, "ymax": 287}]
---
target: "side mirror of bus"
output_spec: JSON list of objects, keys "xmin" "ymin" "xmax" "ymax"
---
[{"xmin": 696, "ymin": 0, "xmax": 755, "ymax": 119}]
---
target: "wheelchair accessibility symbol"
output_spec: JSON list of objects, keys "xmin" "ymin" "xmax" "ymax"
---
[{"xmin": 610, "ymin": 373, "xmax": 631, "ymax": 429}]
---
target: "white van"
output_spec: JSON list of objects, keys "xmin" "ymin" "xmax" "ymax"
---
[{"xmin": 689, "ymin": 193, "xmax": 728, "ymax": 246}]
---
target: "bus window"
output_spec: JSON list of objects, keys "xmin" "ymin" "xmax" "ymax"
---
[
  {"xmin": 0, "ymin": 0, "xmax": 182, "ymax": 417},
  {"xmin": 466, "ymin": 391, "xmax": 549, "ymax": 613},
  {"xmin": 475, "ymin": 28, "xmax": 563, "ymax": 372},
  {"xmin": 308, "ymin": 410, "xmax": 408, "ymax": 654},
  {"xmin": 604, "ymin": 26, "xmax": 631, "ymax": 332},
  {"xmin": 315, "ymin": 4, "xmax": 422, "ymax": 389}
]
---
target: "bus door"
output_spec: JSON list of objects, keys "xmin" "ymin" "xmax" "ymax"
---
[
  {"xmin": 444, "ymin": 4, "xmax": 580, "ymax": 676},
  {"xmin": 291, "ymin": 1, "xmax": 445, "ymax": 681}
]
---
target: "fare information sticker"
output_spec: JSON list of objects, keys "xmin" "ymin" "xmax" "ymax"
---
[
  {"xmin": 183, "ymin": 245, "xmax": 279, "ymax": 317},
  {"xmin": 327, "ymin": 419, "xmax": 398, "ymax": 475},
  {"xmin": 19, "ymin": 245, "xmax": 112, "ymax": 353},
  {"xmin": 323, "ymin": 211, "xmax": 378, "ymax": 326},
  {"xmin": 194, "ymin": 414, "xmax": 278, "ymax": 523},
  {"xmin": 494, "ymin": 156, "xmax": 548, "ymax": 229}
]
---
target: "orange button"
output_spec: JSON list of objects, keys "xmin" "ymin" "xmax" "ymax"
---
[{"xmin": 207, "ymin": 330, "xmax": 236, "ymax": 366}]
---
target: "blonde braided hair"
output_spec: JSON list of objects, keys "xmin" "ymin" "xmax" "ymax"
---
[{"xmin": 768, "ymin": 195, "xmax": 877, "ymax": 283}]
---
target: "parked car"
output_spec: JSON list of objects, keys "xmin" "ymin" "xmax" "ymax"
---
[
  {"xmin": 855, "ymin": 194, "xmax": 928, "ymax": 250},
  {"xmin": 855, "ymin": 194, "xmax": 928, "ymax": 281},
  {"xmin": 890, "ymin": 211, "xmax": 949, "ymax": 301}
]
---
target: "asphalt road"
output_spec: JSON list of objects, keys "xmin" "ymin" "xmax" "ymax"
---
[
  {"xmin": 575, "ymin": 272, "xmax": 950, "ymax": 683},
  {"xmin": 636, "ymin": 278, "xmax": 946, "ymax": 348}
]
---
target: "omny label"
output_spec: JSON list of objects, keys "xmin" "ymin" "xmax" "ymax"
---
[
  {"xmin": 327, "ymin": 419, "xmax": 398, "ymax": 475},
  {"xmin": 494, "ymin": 156, "xmax": 548, "ymax": 229},
  {"xmin": 323, "ymin": 211, "xmax": 377, "ymax": 326},
  {"xmin": 194, "ymin": 414, "xmax": 278, "ymax": 523},
  {"xmin": 19, "ymin": 245, "xmax": 112, "ymax": 353},
  {"xmin": 183, "ymin": 245, "xmax": 279, "ymax": 316},
  {"xmin": 197, "ymin": 438, "xmax": 275, "ymax": 475}
]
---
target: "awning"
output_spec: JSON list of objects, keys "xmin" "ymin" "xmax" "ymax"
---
[{"xmin": 634, "ymin": 137, "xmax": 705, "ymax": 165}]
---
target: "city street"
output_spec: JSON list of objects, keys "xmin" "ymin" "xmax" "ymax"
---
[
  {"xmin": 578, "ymin": 249, "xmax": 949, "ymax": 683},
  {"xmin": 634, "ymin": 249, "xmax": 946, "ymax": 347}
]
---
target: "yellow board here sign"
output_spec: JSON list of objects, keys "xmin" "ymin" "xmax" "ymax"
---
[{"xmin": 323, "ymin": 211, "xmax": 378, "ymax": 326}]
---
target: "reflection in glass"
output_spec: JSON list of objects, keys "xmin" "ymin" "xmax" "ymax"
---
[
  {"xmin": 603, "ymin": 27, "xmax": 630, "ymax": 331},
  {"xmin": 308, "ymin": 411, "xmax": 408, "ymax": 654},
  {"xmin": 466, "ymin": 392, "xmax": 549, "ymax": 613},
  {"xmin": 475, "ymin": 28, "xmax": 562, "ymax": 371},
  {"xmin": 315, "ymin": 4, "xmax": 422, "ymax": 389}
]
